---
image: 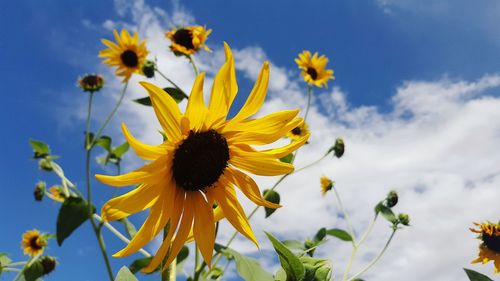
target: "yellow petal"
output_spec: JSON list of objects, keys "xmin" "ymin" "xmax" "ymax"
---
[
  {"xmin": 122, "ymin": 123, "xmax": 170, "ymax": 160},
  {"xmin": 260, "ymin": 133, "xmax": 310, "ymax": 158},
  {"xmin": 231, "ymin": 61, "xmax": 269, "ymax": 122},
  {"xmin": 224, "ymin": 168, "xmax": 281, "ymax": 209},
  {"xmin": 186, "ymin": 206, "xmax": 224, "ymax": 243},
  {"xmin": 95, "ymin": 156, "xmax": 169, "ymax": 187},
  {"xmin": 208, "ymin": 183, "xmax": 258, "ymax": 247},
  {"xmin": 229, "ymin": 146, "xmax": 294, "ymax": 176},
  {"xmin": 223, "ymin": 109, "xmax": 299, "ymax": 134},
  {"xmin": 192, "ymin": 192, "xmax": 215, "ymax": 266},
  {"xmin": 185, "ymin": 73, "xmax": 208, "ymax": 131},
  {"xmin": 226, "ymin": 117, "xmax": 303, "ymax": 146},
  {"xmin": 101, "ymin": 183, "xmax": 161, "ymax": 221},
  {"xmin": 140, "ymin": 82, "xmax": 182, "ymax": 142},
  {"xmin": 164, "ymin": 196, "xmax": 195, "ymax": 266}
]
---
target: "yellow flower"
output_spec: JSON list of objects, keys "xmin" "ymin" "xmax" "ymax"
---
[
  {"xmin": 295, "ymin": 50, "xmax": 334, "ymax": 88},
  {"xmin": 96, "ymin": 43, "xmax": 309, "ymax": 272},
  {"xmin": 471, "ymin": 222, "xmax": 500, "ymax": 274},
  {"xmin": 286, "ymin": 122, "xmax": 310, "ymax": 141},
  {"xmin": 99, "ymin": 29, "xmax": 149, "ymax": 82},
  {"xmin": 320, "ymin": 176, "xmax": 334, "ymax": 195},
  {"xmin": 22, "ymin": 230, "xmax": 47, "ymax": 256},
  {"xmin": 48, "ymin": 185, "xmax": 66, "ymax": 202},
  {"xmin": 166, "ymin": 26, "xmax": 212, "ymax": 56}
]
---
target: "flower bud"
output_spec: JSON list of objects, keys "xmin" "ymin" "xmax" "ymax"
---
[
  {"xmin": 300, "ymin": 256, "xmax": 333, "ymax": 281},
  {"xmin": 40, "ymin": 256, "xmax": 57, "ymax": 275},
  {"xmin": 34, "ymin": 181, "xmax": 46, "ymax": 201},
  {"xmin": 385, "ymin": 190, "xmax": 398, "ymax": 208},
  {"xmin": 328, "ymin": 138, "xmax": 344, "ymax": 158},
  {"xmin": 142, "ymin": 60, "xmax": 156, "ymax": 78},
  {"xmin": 320, "ymin": 176, "xmax": 334, "ymax": 195},
  {"xmin": 38, "ymin": 159, "xmax": 53, "ymax": 171},
  {"xmin": 78, "ymin": 74, "xmax": 104, "ymax": 93},
  {"xmin": 398, "ymin": 213, "xmax": 410, "ymax": 226}
]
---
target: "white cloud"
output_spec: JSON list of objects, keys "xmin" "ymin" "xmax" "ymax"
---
[{"xmin": 72, "ymin": 1, "xmax": 500, "ymax": 280}]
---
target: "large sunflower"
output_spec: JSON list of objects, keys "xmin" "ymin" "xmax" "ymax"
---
[
  {"xmin": 166, "ymin": 26, "xmax": 212, "ymax": 56},
  {"xmin": 99, "ymin": 29, "xmax": 149, "ymax": 82},
  {"xmin": 96, "ymin": 43, "xmax": 309, "ymax": 272},
  {"xmin": 471, "ymin": 222, "xmax": 500, "ymax": 274},
  {"xmin": 22, "ymin": 229, "xmax": 47, "ymax": 256},
  {"xmin": 295, "ymin": 50, "xmax": 334, "ymax": 88}
]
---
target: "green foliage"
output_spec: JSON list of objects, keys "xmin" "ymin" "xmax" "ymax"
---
[
  {"xmin": 23, "ymin": 261, "xmax": 45, "ymax": 281},
  {"xmin": 56, "ymin": 197, "xmax": 94, "ymax": 246},
  {"xmin": 375, "ymin": 203, "xmax": 398, "ymax": 224},
  {"xmin": 96, "ymin": 135, "xmax": 130, "ymax": 165},
  {"xmin": 119, "ymin": 218, "xmax": 137, "ymax": 239},
  {"xmin": 96, "ymin": 136, "xmax": 112, "ymax": 152},
  {"xmin": 220, "ymin": 247, "xmax": 274, "ymax": 281},
  {"xmin": 128, "ymin": 257, "xmax": 155, "ymax": 274},
  {"xmin": 0, "ymin": 253, "xmax": 12, "ymax": 275},
  {"xmin": 115, "ymin": 266, "xmax": 138, "ymax": 281},
  {"xmin": 265, "ymin": 231, "xmax": 305, "ymax": 281},
  {"xmin": 282, "ymin": 240, "xmax": 305, "ymax": 250},
  {"xmin": 29, "ymin": 139, "xmax": 50, "ymax": 159},
  {"xmin": 326, "ymin": 228, "xmax": 353, "ymax": 242},
  {"xmin": 464, "ymin": 268, "xmax": 494, "ymax": 281},
  {"xmin": 280, "ymin": 153, "xmax": 295, "ymax": 164},
  {"xmin": 299, "ymin": 256, "xmax": 332, "ymax": 281},
  {"xmin": 163, "ymin": 87, "xmax": 186, "ymax": 103},
  {"xmin": 176, "ymin": 245, "xmax": 189, "ymax": 264},
  {"xmin": 133, "ymin": 97, "xmax": 153, "ymax": 106},
  {"xmin": 263, "ymin": 189, "xmax": 280, "ymax": 218}
]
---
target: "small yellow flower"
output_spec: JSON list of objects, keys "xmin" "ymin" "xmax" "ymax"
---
[
  {"xmin": 22, "ymin": 230, "xmax": 47, "ymax": 256},
  {"xmin": 295, "ymin": 50, "xmax": 334, "ymax": 88},
  {"xmin": 286, "ymin": 122, "xmax": 310, "ymax": 141},
  {"xmin": 471, "ymin": 222, "xmax": 500, "ymax": 274},
  {"xmin": 48, "ymin": 186, "xmax": 66, "ymax": 202},
  {"xmin": 78, "ymin": 74, "xmax": 104, "ymax": 93},
  {"xmin": 320, "ymin": 176, "xmax": 334, "ymax": 195},
  {"xmin": 99, "ymin": 29, "xmax": 149, "ymax": 82},
  {"xmin": 166, "ymin": 26, "xmax": 212, "ymax": 56},
  {"xmin": 96, "ymin": 43, "xmax": 309, "ymax": 272}
]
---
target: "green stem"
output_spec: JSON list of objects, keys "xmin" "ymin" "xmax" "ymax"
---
[
  {"xmin": 90, "ymin": 82, "xmax": 129, "ymax": 148},
  {"xmin": 333, "ymin": 188, "xmax": 356, "ymax": 245},
  {"xmin": 155, "ymin": 68, "xmax": 189, "ymax": 99},
  {"xmin": 188, "ymin": 55, "xmax": 200, "ymax": 76},
  {"xmin": 2, "ymin": 268, "xmax": 21, "ymax": 272},
  {"xmin": 347, "ymin": 230, "xmax": 397, "ymax": 281},
  {"xmin": 161, "ymin": 225, "xmax": 175, "ymax": 281},
  {"xmin": 357, "ymin": 215, "xmax": 379, "ymax": 248},
  {"xmin": 6, "ymin": 262, "xmax": 27, "ymax": 267},
  {"xmin": 194, "ymin": 243, "xmax": 200, "ymax": 277},
  {"xmin": 303, "ymin": 85, "xmax": 313, "ymax": 122}
]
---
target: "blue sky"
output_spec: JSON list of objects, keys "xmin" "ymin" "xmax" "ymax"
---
[{"xmin": 1, "ymin": 1, "xmax": 500, "ymax": 280}]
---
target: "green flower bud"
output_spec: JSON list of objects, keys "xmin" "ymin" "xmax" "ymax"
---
[
  {"xmin": 38, "ymin": 159, "xmax": 53, "ymax": 171},
  {"xmin": 300, "ymin": 256, "xmax": 332, "ymax": 281},
  {"xmin": 385, "ymin": 190, "xmax": 398, "ymax": 208},
  {"xmin": 142, "ymin": 60, "xmax": 156, "ymax": 78},
  {"xmin": 34, "ymin": 181, "xmax": 46, "ymax": 201},
  {"xmin": 304, "ymin": 239, "xmax": 317, "ymax": 257},
  {"xmin": 398, "ymin": 213, "xmax": 410, "ymax": 226},
  {"xmin": 328, "ymin": 138, "xmax": 345, "ymax": 158},
  {"xmin": 40, "ymin": 256, "xmax": 57, "ymax": 275},
  {"xmin": 78, "ymin": 74, "xmax": 104, "ymax": 93}
]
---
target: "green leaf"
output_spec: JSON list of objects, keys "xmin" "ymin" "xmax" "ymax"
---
[
  {"xmin": 119, "ymin": 218, "xmax": 137, "ymax": 239},
  {"xmin": 113, "ymin": 142, "xmax": 130, "ymax": 159},
  {"xmin": 375, "ymin": 203, "xmax": 398, "ymax": 224},
  {"xmin": 220, "ymin": 247, "xmax": 274, "ymax": 281},
  {"xmin": 263, "ymin": 190, "xmax": 280, "ymax": 218},
  {"xmin": 128, "ymin": 257, "xmax": 157, "ymax": 274},
  {"xmin": 280, "ymin": 153, "xmax": 295, "ymax": 164},
  {"xmin": 133, "ymin": 97, "xmax": 152, "ymax": 106},
  {"xmin": 282, "ymin": 240, "xmax": 305, "ymax": 250},
  {"xmin": 29, "ymin": 139, "xmax": 50, "ymax": 158},
  {"xmin": 464, "ymin": 268, "xmax": 494, "ymax": 281},
  {"xmin": 176, "ymin": 245, "xmax": 189, "ymax": 264},
  {"xmin": 314, "ymin": 228, "xmax": 327, "ymax": 242},
  {"xmin": 351, "ymin": 279, "xmax": 366, "ymax": 281},
  {"xmin": 23, "ymin": 261, "xmax": 44, "ymax": 281},
  {"xmin": 96, "ymin": 136, "xmax": 112, "ymax": 152},
  {"xmin": 325, "ymin": 228, "xmax": 353, "ymax": 242},
  {"xmin": 56, "ymin": 197, "xmax": 94, "ymax": 246},
  {"xmin": 264, "ymin": 231, "xmax": 305, "ymax": 281},
  {"xmin": 163, "ymin": 87, "xmax": 186, "ymax": 103},
  {"xmin": 116, "ymin": 266, "xmax": 138, "ymax": 281},
  {"xmin": 0, "ymin": 253, "xmax": 12, "ymax": 275},
  {"xmin": 275, "ymin": 268, "xmax": 287, "ymax": 281}
]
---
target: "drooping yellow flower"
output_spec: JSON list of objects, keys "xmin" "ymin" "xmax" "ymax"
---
[
  {"xmin": 99, "ymin": 29, "xmax": 149, "ymax": 82},
  {"xmin": 96, "ymin": 43, "xmax": 309, "ymax": 272},
  {"xmin": 166, "ymin": 26, "xmax": 212, "ymax": 56},
  {"xmin": 48, "ymin": 185, "xmax": 66, "ymax": 202},
  {"xmin": 470, "ymin": 222, "xmax": 500, "ymax": 274},
  {"xmin": 320, "ymin": 176, "xmax": 334, "ymax": 195},
  {"xmin": 286, "ymin": 122, "xmax": 310, "ymax": 141},
  {"xmin": 295, "ymin": 51, "xmax": 334, "ymax": 88},
  {"xmin": 22, "ymin": 230, "xmax": 47, "ymax": 256}
]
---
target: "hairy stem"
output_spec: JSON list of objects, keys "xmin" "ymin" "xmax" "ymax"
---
[
  {"xmin": 155, "ymin": 68, "xmax": 189, "ymax": 99},
  {"xmin": 188, "ymin": 55, "xmax": 200, "ymax": 76}
]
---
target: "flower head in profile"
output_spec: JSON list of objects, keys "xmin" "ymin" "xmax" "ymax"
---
[
  {"xmin": 166, "ymin": 26, "xmax": 212, "ymax": 56},
  {"xmin": 99, "ymin": 29, "xmax": 149, "ymax": 82},
  {"xmin": 287, "ymin": 122, "xmax": 310, "ymax": 141},
  {"xmin": 295, "ymin": 50, "xmax": 334, "ymax": 88},
  {"xmin": 96, "ymin": 43, "xmax": 308, "ymax": 272},
  {"xmin": 320, "ymin": 176, "xmax": 334, "ymax": 195},
  {"xmin": 470, "ymin": 222, "xmax": 500, "ymax": 274},
  {"xmin": 22, "ymin": 229, "xmax": 48, "ymax": 256},
  {"xmin": 48, "ymin": 185, "xmax": 66, "ymax": 202},
  {"xmin": 78, "ymin": 74, "xmax": 104, "ymax": 93}
]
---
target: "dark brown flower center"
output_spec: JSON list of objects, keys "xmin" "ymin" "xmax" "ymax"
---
[
  {"xmin": 81, "ymin": 75, "xmax": 102, "ymax": 87},
  {"xmin": 120, "ymin": 50, "xmax": 139, "ymax": 67},
  {"xmin": 29, "ymin": 236, "xmax": 43, "ymax": 250},
  {"xmin": 291, "ymin": 127, "xmax": 302, "ymax": 135},
  {"xmin": 306, "ymin": 67, "xmax": 318, "ymax": 80},
  {"xmin": 172, "ymin": 130, "xmax": 229, "ymax": 191},
  {"xmin": 483, "ymin": 233, "xmax": 500, "ymax": 252},
  {"xmin": 173, "ymin": 29, "xmax": 195, "ymax": 50}
]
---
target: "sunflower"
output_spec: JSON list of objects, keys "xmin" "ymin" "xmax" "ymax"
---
[
  {"xmin": 166, "ymin": 26, "xmax": 212, "ymax": 56},
  {"xmin": 22, "ymin": 229, "xmax": 47, "ymax": 256},
  {"xmin": 99, "ymin": 29, "xmax": 149, "ymax": 82},
  {"xmin": 48, "ymin": 185, "xmax": 66, "ymax": 202},
  {"xmin": 295, "ymin": 50, "xmax": 334, "ymax": 88},
  {"xmin": 96, "ymin": 43, "xmax": 309, "ymax": 272},
  {"xmin": 286, "ymin": 122, "xmax": 310, "ymax": 141},
  {"xmin": 471, "ymin": 222, "xmax": 500, "ymax": 273},
  {"xmin": 320, "ymin": 176, "xmax": 334, "ymax": 195}
]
